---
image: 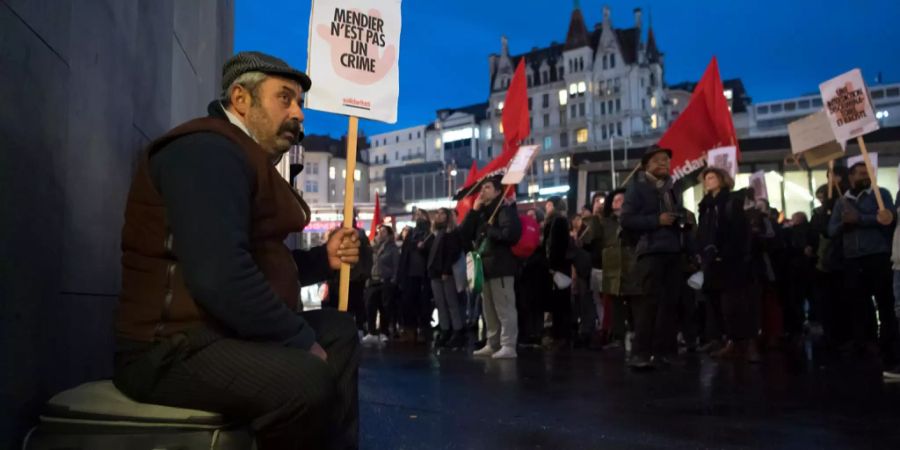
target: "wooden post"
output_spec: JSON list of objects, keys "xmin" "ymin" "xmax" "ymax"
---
[
  {"xmin": 620, "ymin": 163, "xmax": 642, "ymax": 187},
  {"xmin": 856, "ymin": 136, "xmax": 885, "ymax": 210},
  {"xmin": 488, "ymin": 185, "xmax": 514, "ymax": 225},
  {"xmin": 338, "ymin": 116, "xmax": 359, "ymax": 312},
  {"xmin": 827, "ymin": 160, "xmax": 835, "ymax": 200}
]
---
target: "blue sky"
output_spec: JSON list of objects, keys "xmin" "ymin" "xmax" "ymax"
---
[{"xmin": 235, "ymin": 0, "xmax": 900, "ymax": 138}]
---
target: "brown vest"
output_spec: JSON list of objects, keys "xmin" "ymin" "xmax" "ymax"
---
[{"xmin": 116, "ymin": 117, "xmax": 310, "ymax": 342}]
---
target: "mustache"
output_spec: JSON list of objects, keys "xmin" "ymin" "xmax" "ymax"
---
[{"xmin": 278, "ymin": 120, "xmax": 303, "ymax": 141}]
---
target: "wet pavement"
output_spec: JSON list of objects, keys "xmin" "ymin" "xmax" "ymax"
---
[{"xmin": 358, "ymin": 342, "xmax": 900, "ymax": 449}]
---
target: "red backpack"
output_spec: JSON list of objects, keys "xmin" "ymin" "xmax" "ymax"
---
[{"xmin": 511, "ymin": 214, "xmax": 540, "ymax": 259}]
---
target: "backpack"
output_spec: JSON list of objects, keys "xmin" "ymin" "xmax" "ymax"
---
[{"xmin": 511, "ymin": 214, "xmax": 540, "ymax": 259}]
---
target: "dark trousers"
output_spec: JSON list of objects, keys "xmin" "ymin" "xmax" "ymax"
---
[
  {"xmin": 814, "ymin": 268, "xmax": 845, "ymax": 346},
  {"xmin": 365, "ymin": 281, "xmax": 396, "ymax": 335},
  {"xmin": 724, "ymin": 282, "xmax": 762, "ymax": 341},
  {"xmin": 325, "ymin": 279, "xmax": 367, "ymax": 331},
  {"xmin": 632, "ymin": 253, "xmax": 682, "ymax": 358},
  {"xmin": 400, "ymin": 276, "xmax": 426, "ymax": 329},
  {"xmin": 704, "ymin": 290, "xmax": 725, "ymax": 342},
  {"xmin": 550, "ymin": 286, "xmax": 573, "ymax": 341},
  {"xmin": 515, "ymin": 275, "xmax": 545, "ymax": 343},
  {"xmin": 843, "ymin": 253, "xmax": 900, "ymax": 363},
  {"xmin": 785, "ymin": 260, "xmax": 815, "ymax": 334},
  {"xmin": 113, "ymin": 309, "xmax": 360, "ymax": 450}
]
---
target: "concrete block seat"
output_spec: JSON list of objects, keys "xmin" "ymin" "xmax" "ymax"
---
[{"xmin": 24, "ymin": 380, "xmax": 255, "ymax": 450}]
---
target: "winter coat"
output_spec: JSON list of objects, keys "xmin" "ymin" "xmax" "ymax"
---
[
  {"xmin": 620, "ymin": 171, "xmax": 687, "ymax": 257},
  {"xmin": 459, "ymin": 198, "xmax": 522, "ymax": 279},
  {"xmin": 423, "ymin": 229, "xmax": 463, "ymax": 280},
  {"xmin": 372, "ymin": 238, "xmax": 400, "ymax": 284}
]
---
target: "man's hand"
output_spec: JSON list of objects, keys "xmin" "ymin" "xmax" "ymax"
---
[
  {"xmin": 842, "ymin": 209, "xmax": 859, "ymax": 225},
  {"xmin": 659, "ymin": 212, "xmax": 677, "ymax": 226},
  {"xmin": 473, "ymin": 195, "xmax": 484, "ymax": 211},
  {"xmin": 327, "ymin": 228, "xmax": 360, "ymax": 270},
  {"xmin": 877, "ymin": 208, "xmax": 893, "ymax": 226},
  {"xmin": 309, "ymin": 342, "xmax": 328, "ymax": 361}
]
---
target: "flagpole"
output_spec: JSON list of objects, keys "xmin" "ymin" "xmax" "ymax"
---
[{"xmin": 339, "ymin": 115, "xmax": 359, "ymax": 312}]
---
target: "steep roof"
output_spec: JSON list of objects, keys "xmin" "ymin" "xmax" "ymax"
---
[{"xmin": 564, "ymin": 8, "xmax": 590, "ymax": 50}]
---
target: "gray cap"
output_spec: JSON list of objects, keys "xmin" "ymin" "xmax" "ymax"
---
[{"xmin": 221, "ymin": 51, "xmax": 311, "ymax": 96}]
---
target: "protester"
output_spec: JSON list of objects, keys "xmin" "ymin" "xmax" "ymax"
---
[
  {"xmin": 543, "ymin": 196, "xmax": 573, "ymax": 350},
  {"xmin": 784, "ymin": 212, "xmax": 818, "ymax": 343},
  {"xmin": 828, "ymin": 163, "xmax": 900, "ymax": 378},
  {"xmin": 460, "ymin": 176, "xmax": 522, "ymax": 359},
  {"xmin": 620, "ymin": 146, "xmax": 690, "ymax": 369},
  {"xmin": 517, "ymin": 207, "xmax": 550, "ymax": 348},
  {"xmin": 582, "ymin": 192, "xmax": 608, "ymax": 346},
  {"xmin": 362, "ymin": 225, "xmax": 400, "ymax": 346},
  {"xmin": 571, "ymin": 214, "xmax": 596, "ymax": 348},
  {"xmin": 580, "ymin": 189, "xmax": 639, "ymax": 352},
  {"xmin": 397, "ymin": 209, "xmax": 431, "ymax": 344},
  {"xmin": 423, "ymin": 208, "xmax": 466, "ymax": 349}
]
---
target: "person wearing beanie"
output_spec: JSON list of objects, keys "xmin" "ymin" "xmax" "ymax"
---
[
  {"xmin": 619, "ymin": 145, "xmax": 690, "ymax": 370},
  {"xmin": 113, "ymin": 51, "xmax": 361, "ymax": 449}
]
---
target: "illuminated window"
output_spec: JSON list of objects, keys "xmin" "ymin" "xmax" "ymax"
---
[
  {"xmin": 577, "ymin": 81, "xmax": 587, "ymax": 94},
  {"xmin": 329, "ymin": 166, "xmax": 336, "ymax": 179},
  {"xmin": 724, "ymin": 89, "xmax": 733, "ymax": 100},
  {"xmin": 499, "ymin": 123, "xmax": 504, "ymax": 134},
  {"xmin": 544, "ymin": 136, "xmax": 552, "ymax": 149},
  {"xmin": 560, "ymin": 157, "xmax": 571, "ymax": 170},
  {"xmin": 341, "ymin": 169, "xmax": 346, "ymax": 179},
  {"xmin": 576, "ymin": 128, "xmax": 588, "ymax": 143},
  {"xmin": 651, "ymin": 113, "xmax": 658, "ymax": 129},
  {"xmin": 549, "ymin": 159, "xmax": 555, "ymax": 172},
  {"xmin": 354, "ymin": 169, "xmax": 361, "ymax": 181},
  {"xmin": 558, "ymin": 89, "xmax": 568, "ymax": 106},
  {"xmin": 486, "ymin": 127, "xmax": 492, "ymax": 140},
  {"xmin": 569, "ymin": 83, "xmax": 577, "ymax": 96},
  {"xmin": 498, "ymin": 101, "xmax": 504, "ymax": 111},
  {"xmin": 650, "ymin": 96, "xmax": 657, "ymax": 108},
  {"xmin": 434, "ymin": 137, "xmax": 441, "ymax": 148},
  {"xmin": 673, "ymin": 98, "xmax": 679, "ymax": 106}
]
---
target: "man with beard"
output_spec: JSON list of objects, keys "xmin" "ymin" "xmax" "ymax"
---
[
  {"xmin": 113, "ymin": 52, "xmax": 361, "ymax": 450},
  {"xmin": 829, "ymin": 162, "xmax": 900, "ymax": 378}
]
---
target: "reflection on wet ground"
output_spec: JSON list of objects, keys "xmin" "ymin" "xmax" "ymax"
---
[{"xmin": 359, "ymin": 342, "xmax": 900, "ymax": 449}]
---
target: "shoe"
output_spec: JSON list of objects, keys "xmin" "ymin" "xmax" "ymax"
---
[
  {"xmin": 884, "ymin": 366, "xmax": 900, "ymax": 381},
  {"xmin": 699, "ymin": 339, "xmax": 723, "ymax": 354},
  {"xmin": 446, "ymin": 331, "xmax": 467, "ymax": 348},
  {"xmin": 361, "ymin": 334, "xmax": 380, "ymax": 346},
  {"xmin": 628, "ymin": 355, "xmax": 654, "ymax": 370},
  {"xmin": 379, "ymin": 334, "xmax": 390, "ymax": 344},
  {"xmin": 711, "ymin": 341, "xmax": 737, "ymax": 359},
  {"xmin": 491, "ymin": 346, "xmax": 517, "ymax": 359},
  {"xmin": 472, "ymin": 345, "xmax": 496, "ymax": 357}
]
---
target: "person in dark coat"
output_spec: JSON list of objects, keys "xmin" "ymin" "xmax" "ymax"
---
[
  {"xmin": 397, "ymin": 209, "xmax": 431, "ymax": 343},
  {"xmin": 784, "ymin": 212, "xmax": 819, "ymax": 342},
  {"xmin": 543, "ymin": 196, "xmax": 573, "ymax": 349},
  {"xmin": 620, "ymin": 146, "xmax": 690, "ymax": 369},
  {"xmin": 517, "ymin": 207, "xmax": 550, "ymax": 347},
  {"xmin": 362, "ymin": 225, "xmax": 400, "ymax": 346},
  {"xmin": 423, "ymin": 208, "xmax": 466, "ymax": 348},
  {"xmin": 459, "ymin": 176, "xmax": 522, "ymax": 359}
]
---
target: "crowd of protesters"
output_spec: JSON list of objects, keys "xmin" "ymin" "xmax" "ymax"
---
[{"xmin": 326, "ymin": 145, "xmax": 900, "ymax": 378}]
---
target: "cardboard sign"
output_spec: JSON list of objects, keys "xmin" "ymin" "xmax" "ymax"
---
[
  {"xmin": 706, "ymin": 146, "xmax": 737, "ymax": 179},
  {"xmin": 787, "ymin": 110, "xmax": 845, "ymax": 167},
  {"xmin": 819, "ymin": 69, "xmax": 879, "ymax": 148},
  {"xmin": 501, "ymin": 145, "xmax": 540, "ymax": 185},
  {"xmin": 847, "ymin": 152, "xmax": 878, "ymax": 174},
  {"xmin": 306, "ymin": 0, "xmax": 402, "ymax": 123},
  {"xmin": 749, "ymin": 170, "xmax": 767, "ymax": 201}
]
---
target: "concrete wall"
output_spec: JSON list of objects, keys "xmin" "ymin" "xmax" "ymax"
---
[{"xmin": 0, "ymin": 1, "xmax": 233, "ymax": 447}]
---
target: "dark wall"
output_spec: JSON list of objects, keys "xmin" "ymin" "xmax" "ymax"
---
[{"xmin": 0, "ymin": 1, "xmax": 233, "ymax": 447}]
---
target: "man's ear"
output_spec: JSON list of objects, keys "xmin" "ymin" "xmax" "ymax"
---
[{"xmin": 230, "ymin": 85, "xmax": 251, "ymax": 116}]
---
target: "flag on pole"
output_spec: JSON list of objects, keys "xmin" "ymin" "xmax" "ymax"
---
[
  {"xmin": 369, "ymin": 193, "xmax": 381, "ymax": 242},
  {"xmin": 453, "ymin": 58, "xmax": 530, "ymax": 221},
  {"xmin": 659, "ymin": 56, "xmax": 738, "ymax": 181}
]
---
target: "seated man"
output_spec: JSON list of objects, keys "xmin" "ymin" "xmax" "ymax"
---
[{"xmin": 113, "ymin": 51, "xmax": 361, "ymax": 450}]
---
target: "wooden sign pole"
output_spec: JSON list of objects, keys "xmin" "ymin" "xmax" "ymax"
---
[
  {"xmin": 827, "ymin": 160, "xmax": 835, "ymax": 200},
  {"xmin": 338, "ymin": 115, "xmax": 359, "ymax": 312},
  {"xmin": 856, "ymin": 136, "xmax": 885, "ymax": 211}
]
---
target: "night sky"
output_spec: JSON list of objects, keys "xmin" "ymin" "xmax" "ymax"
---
[{"xmin": 235, "ymin": 0, "xmax": 900, "ymax": 138}]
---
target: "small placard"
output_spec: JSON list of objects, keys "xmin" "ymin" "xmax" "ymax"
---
[{"xmin": 501, "ymin": 145, "xmax": 540, "ymax": 185}]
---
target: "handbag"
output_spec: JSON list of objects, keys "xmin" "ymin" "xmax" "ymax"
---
[
  {"xmin": 552, "ymin": 271, "xmax": 573, "ymax": 289},
  {"xmin": 467, "ymin": 240, "xmax": 486, "ymax": 295}
]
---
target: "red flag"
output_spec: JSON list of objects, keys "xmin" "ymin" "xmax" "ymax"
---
[
  {"xmin": 369, "ymin": 194, "xmax": 381, "ymax": 242},
  {"xmin": 463, "ymin": 160, "xmax": 478, "ymax": 187},
  {"xmin": 659, "ymin": 57, "xmax": 738, "ymax": 179}
]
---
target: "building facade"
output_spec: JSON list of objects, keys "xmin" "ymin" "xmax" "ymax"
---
[
  {"xmin": 294, "ymin": 134, "xmax": 370, "ymax": 205},
  {"xmin": 368, "ymin": 124, "xmax": 429, "ymax": 195}
]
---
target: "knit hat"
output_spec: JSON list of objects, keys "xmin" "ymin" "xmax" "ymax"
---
[{"xmin": 221, "ymin": 51, "xmax": 311, "ymax": 96}]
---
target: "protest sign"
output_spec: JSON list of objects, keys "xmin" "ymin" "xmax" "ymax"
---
[
  {"xmin": 787, "ymin": 110, "xmax": 844, "ymax": 167},
  {"xmin": 501, "ymin": 145, "xmax": 540, "ymax": 185},
  {"xmin": 706, "ymin": 146, "xmax": 737, "ymax": 179},
  {"xmin": 307, "ymin": 0, "xmax": 402, "ymax": 123},
  {"xmin": 749, "ymin": 171, "xmax": 767, "ymax": 201}
]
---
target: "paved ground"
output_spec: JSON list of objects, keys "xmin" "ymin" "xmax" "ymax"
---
[{"xmin": 358, "ymin": 342, "xmax": 900, "ymax": 449}]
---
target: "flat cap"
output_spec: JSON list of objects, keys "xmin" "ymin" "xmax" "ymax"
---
[
  {"xmin": 221, "ymin": 51, "xmax": 311, "ymax": 96},
  {"xmin": 640, "ymin": 145, "xmax": 673, "ymax": 166}
]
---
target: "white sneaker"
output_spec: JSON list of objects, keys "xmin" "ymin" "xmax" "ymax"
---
[
  {"xmin": 491, "ymin": 346, "xmax": 517, "ymax": 359},
  {"xmin": 472, "ymin": 345, "xmax": 496, "ymax": 357},
  {"xmin": 361, "ymin": 334, "xmax": 380, "ymax": 346}
]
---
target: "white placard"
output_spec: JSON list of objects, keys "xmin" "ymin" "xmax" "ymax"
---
[
  {"xmin": 749, "ymin": 170, "xmax": 767, "ymax": 201},
  {"xmin": 501, "ymin": 145, "xmax": 540, "ymax": 185},
  {"xmin": 306, "ymin": 0, "xmax": 402, "ymax": 123},
  {"xmin": 819, "ymin": 68, "xmax": 879, "ymax": 148},
  {"xmin": 706, "ymin": 146, "xmax": 737, "ymax": 179},
  {"xmin": 787, "ymin": 110, "xmax": 845, "ymax": 167},
  {"xmin": 847, "ymin": 152, "xmax": 878, "ymax": 173}
]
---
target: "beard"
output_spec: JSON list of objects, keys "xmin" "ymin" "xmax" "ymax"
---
[
  {"xmin": 854, "ymin": 179, "xmax": 872, "ymax": 191},
  {"xmin": 247, "ymin": 106, "xmax": 300, "ymax": 155}
]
